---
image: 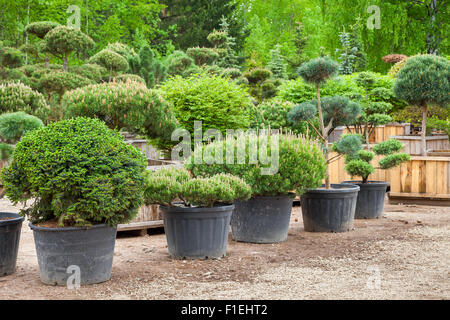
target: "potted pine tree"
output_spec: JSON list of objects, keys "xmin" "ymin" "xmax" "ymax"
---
[
  {"xmin": 287, "ymin": 57, "xmax": 362, "ymax": 232},
  {"xmin": 186, "ymin": 133, "xmax": 327, "ymax": 243},
  {"xmin": 1, "ymin": 118, "xmax": 147, "ymax": 285},
  {"xmin": 333, "ymin": 135, "xmax": 410, "ymax": 218},
  {"xmin": 144, "ymin": 167, "xmax": 251, "ymax": 259}
]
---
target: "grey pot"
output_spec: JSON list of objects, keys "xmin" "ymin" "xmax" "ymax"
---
[
  {"xmin": 231, "ymin": 194, "xmax": 295, "ymax": 244},
  {"xmin": 0, "ymin": 212, "xmax": 24, "ymax": 276},
  {"xmin": 30, "ymin": 223, "xmax": 117, "ymax": 286},
  {"xmin": 342, "ymin": 181, "xmax": 388, "ymax": 219},
  {"xmin": 301, "ymin": 184, "xmax": 359, "ymax": 232},
  {"xmin": 161, "ymin": 204, "xmax": 234, "ymax": 259}
]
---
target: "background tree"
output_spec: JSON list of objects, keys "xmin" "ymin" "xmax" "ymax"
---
[
  {"xmin": 393, "ymin": 54, "xmax": 450, "ymax": 155},
  {"xmin": 129, "ymin": 45, "xmax": 167, "ymax": 88},
  {"xmin": 268, "ymin": 44, "xmax": 288, "ymax": 80},
  {"xmin": 24, "ymin": 21, "xmax": 59, "ymax": 67},
  {"xmin": 44, "ymin": 26, "xmax": 94, "ymax": 71},
  {"xmin": 89, "ymin": 49, "xmax": 129, "ymax": 81}
]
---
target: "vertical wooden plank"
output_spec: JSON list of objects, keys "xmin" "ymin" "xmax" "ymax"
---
[
  {"xmin": 411, "ymin": 160, "xmax": 420, "ymax": 193},
  {"xmin": 419, "ymin": 161, "xmax": 426, "ymax": 193},
  {"xmin": 390, "ymin": 165, "xmax": 401, "ymax": 192},
  {"xmin": 401, "ymin": 161, "xmax": 412, "ymax": 193},
  {"xmin": 426, "ymin": 161, "xmax": 437, "ymax": 195},
  {"xmin": 436, "ymin": 162, "xmax": 448, "ymax": 195}
]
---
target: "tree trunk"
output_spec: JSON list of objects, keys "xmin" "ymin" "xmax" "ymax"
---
[
  {"xmin": 45, "ymin": 53, "xmax": 49, "ymax": 68},
  {"xmin": 109, "ymin": 66, "xmax": 113, "ymax": 82},
  {"xmin": 316, "ymin": 84, "xmax": 330, "ymax": 189},
  {"xmin": 365, "ymin": 88, "xmax": 371, "ymax": 151},
  {"xmin": 421, "ymin": 103, "xmax": 428, "ymax": 156},
  {"xmin": 63, "ymin": 54, "xmax": 68, "ymax": 71}
]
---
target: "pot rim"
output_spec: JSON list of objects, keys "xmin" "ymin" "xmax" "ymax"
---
[
  {"xmin": 29, "ymin": 222, "xmax": 114, "ymax": 232},
  {"xmin": 160, "ymin": 203, "xmax": 235, "ymax": 213},
  {"xmin": 304, "ymin": 183, "xmax": 360, "ymax": 194},
  {"xmin": 250, "ymin": 192, "xmax": 296, "ymax": 200},
  {"xmin": 0, "ymin": 212, "xmax": 24, "ymax": 226},
  {"xmin": 342, "ymin": 180, "xmax": 390, "ymax": 187}
]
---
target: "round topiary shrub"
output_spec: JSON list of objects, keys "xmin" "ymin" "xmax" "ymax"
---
[
  {"xmin": 186, "ymin": 133, "xmax": 327, "ymax": 197},
  {"xmin": 89, "ymin": 49, "xmax": 129, "ymax": 81},
  {"xmin": 1, "ymin": 117, "xmax": 147, "ymax": 227},
  {"xmin": 165, "ymin": 50, "xmax": 199, "ymax": 77},
  {"xmin": 0, "ymin": 111, "xmax": 43, "ymax": 144},
  {"xmin": 38, "ymin": 71, "xmax": 94, "ymax": 98},
  {"xmin": 160, "ymin": 72, "xmax": 252, "ymax": 139},
  {"xmin": 62, "ymin": 81, "xmax": 177, "ymax": 151},
  {"xmin": 114, "ymin": 73, "xmax": 146, "ymax": 84},
  {"xmin": 69, "ymin": 64, "xmax": 108, "ymax": 83},
  {"xmin": 0, "ymin": 82, "xmax": 49, "ymax": 120}
]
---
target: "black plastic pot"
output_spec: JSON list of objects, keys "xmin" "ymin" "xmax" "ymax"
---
[
  {"xmin": 30, "ymin": 223, "xmax": 117, "ymax": 285},
  {"xmin": 0, "ymin": 212, "xmax": 24, "ymax": 276},
  {"xmin": 301, "ymin": 184, "xmax": 359, "ymax": 232},
  {"xmin": 342, "ymin": 181, "xmax": 388, "ymax": 219},
  {"xmin": 231, "ymin": 194, "xmax": 294, "ymax": 244},
  {"xmin": 161, "ymin": 204, "xmax": 234, "ymax": 259}
]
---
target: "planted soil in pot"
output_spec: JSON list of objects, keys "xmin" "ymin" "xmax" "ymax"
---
[
  {"xmin": 301, "ymin": 184, "xmax": 359, "ymax": 232},
  {"xmin": 30, "ymin": 223, "xmax": 117, "ymax": 285},
  {"xmin": 342, "ymin": 181, "xmax": 388, "ymax": 219},
  {"xmin": 0, "ymin": 212, "xmax": 24, "ymax": 276},
  {"xmin": 161, "ymin": 204, "xmax": 233, "ymax": 260},
  {"xmin": 232, "ymin": 194, "xmax": 295, "ymax": 244}
]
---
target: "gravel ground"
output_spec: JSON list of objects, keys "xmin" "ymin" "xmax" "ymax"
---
[{"xmin": 0, "ymin": 198, "xmax": 449, "ymax": 300}]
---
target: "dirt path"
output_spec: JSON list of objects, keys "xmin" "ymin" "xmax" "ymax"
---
[{"xmin": 0, "ymin": 198, "xmax": 449, "ymax": 300}]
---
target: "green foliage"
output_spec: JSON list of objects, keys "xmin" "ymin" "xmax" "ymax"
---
[
  {"xmin": 221, "ymin": 68, "xmax": 242, "ymax": 80},
  {"xmin": 250, "ymin": 99, "xmax": 301, "ymax": 133},
  {"xmin": 394, "ymin": 54, "xmax": 449, "ymax": 108},
  {"xmin": 427, "ymin": 117, "xmax": 450, "ymax": 136},
  {"xmin": 1, "ymin": 117, "xmax": 147, "ymax": 227},
  {"xmin": 160, "ymin": 73, "xmax": 252, "ymax": 139},
  {"xmin": 165, "ymin": 50, "xmax": 199, "ymax": 77},
  {"xmin": 378, "ymin": 153, "xmax": 410, "ymax": 170},
  {"xmin": 243, "ymin": 68, "xmax": 277, "ymax": 102},
  {"xmin": 0, "ymin": 46, "xmax": 25, "ymax": 69},
  {"xmin": 38, "ymin": 71, "xmax": 94, "ymax": 98},
  {"xmin": 25, "ymin": 21, "xmax": 59, "ymax": 39},
  {"xmin": 334, "ymin": 134, "xmax": 409, "ymax": 182},
  {"xmin": 354, "ymin": 72, "xmax": 377, "ymax": 89},
  {"xmin": 128, "ymin": 45, "xmax": 167, "ymax": 88},
  {"xmin": 89, "ymin": 49, "xmax": 129, "ymax": 79},
  {"xmin": 268, "ymin": 44, "xmax": 288, "ymax": 79},
  {"xmin": 372, "ymin": 139, "xmax": 404, "ymax": 156},
  {"xmin": 62, "ymin": 81, "xmax": 177, "ymax": 152},
  {"xmin": 144, "ymin": 168, "xmax": 251, "ymax": 208},
  {"xmin": 186, "ymin": 47, "xmax": 219, "ymax": 66},
  {"xmin": 69, "ymin": 64, "xmax": 108, "ymax": 83},
  {"xmin": 0, "ymin": 112, "xmax": 43, "ymax": 144},
  {"xmin": 105, "ymin": 42, "xmax": 137, "ymax": 60},
  {"xmin": 0, "ymin": 82, "xmax": 49, "ymax": 120},
  {"xmin": 0, "ymin": 143, "xmax": 14, "ymax": 161},
  {"xmin": 114, "ymin": 74, "xmax": 146, "ymax": 84},
  {"xmin": 44, "ymin": 26, "xmax": 95, "ymax": 70},
  {"xmin": 186, "ymin": 133, "xmax": 327, "ymax": 197},
  {"xmin": 297, "ymin": 57, "xmax": 339, "ymax": 85},
  {"xmin": 336, "ymin": 29, "xmax": 359, "ymax": 75}
]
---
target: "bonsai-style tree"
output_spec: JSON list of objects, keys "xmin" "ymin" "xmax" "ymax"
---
[
  {"xmin": 38, "ymin": 71, "xmax": 93, "ymax": 102},
  {"xmin": 165, "ymin": 50, "xmax": 199, "ymax": 77},
  {"xmin": 351, "ymin": 72, "xmax": 393, "ymax": 150},
  {"xmin": 186, "ymin": 47, "xmax": 219, "ymax": 66},
  {"xmin": 332, "ymin": 135, "xmax": 410, "ymax": 183},
  {"xmin": 24, "ymin": 21, "xmax": 60, "ymax": 67},
  {"xmin": 1, "ymin": 117, "xmax": 147, "ymax": 227},
  {"xmin": 267, "ymin": 44, "xmax": 288, "ymax": 80},
  {"xmin": 288, "ymin": 95, "xmax": 361, "ymax": 190},
  {"xmin": 144, "ymin": 167, "xmax": 251, "ymax": 208},
  {"xmin": 44, "ymin": 26, "xmax": 94, "ymax": 71},
  {"xmin": 394, "ymin": 54, "xmax": 450, "ymax": 155},
  {"xmin": 243, "ymin": 67, "xmax": 277, "ymax": 102},
  {"xmin": 89, "ymin": 49, "xmax": 129, "ymax": 82},
  {"xmin": 0, "ymin": 112, "xmax": 43, "ymax": 162},
  {"xmin": 0, "ymin": 46, "xmax": 24, "ymax": 69},
  {"xmin": 128, "ymin": 45, "xmax": 167, "ymax": 88}
]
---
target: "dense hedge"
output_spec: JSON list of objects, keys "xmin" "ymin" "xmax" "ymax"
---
[
  {"xmin": 1, "ymin": 117, "xmax": 147, "ymax": 227},
  {"xmin": 160, "ymin": 73, "xmax": 252, "ymax": 140}
]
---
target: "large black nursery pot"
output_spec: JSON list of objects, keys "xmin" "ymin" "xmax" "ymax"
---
[
  {"xmin": 0, "ymin": 212, "xmax": 24, "ymax": 276},
  {"xmin": 231, "ymin": 194, "xmax": 295, "ymax": 244},
  {"xmin": 161, "ymin": 204, "xmax": 234, "ymax": 259},
  {"xmin": 301, "ymin": 184, "xmax": 359, "ymax": 232},
  {"xmin": 342, "ymin": 181, "xmax": 389, "ymax": 219},
  {"xmin": 30, "ymin": 223, "xmax": 117, "ymax": 285}
]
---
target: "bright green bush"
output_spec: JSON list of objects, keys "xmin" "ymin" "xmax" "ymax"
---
[
  {"xmin": 165, "ymin": 50, "xmax": 199, "ymax": 77},
  {"xmin": 0, "ymin": 46, "xmax": 24, "ymax": 68},
  {"xmin": 1, "ymin": 117, "xmax": 147, "ymax": 227},
  {"xmin": 144, "ymin": 168, "xmax": 251, "ymax": 207},
  {"xmin": 186, "ymin": 133, "xmax": 327, "ymax": 197},
  {"xmin": 62, "ymin": 81, "xmax": 177, "ymax": 151},
  {"xmin": 0, "ymin": 112, "xmax": 43, "ymax": 144},
  {"xmin": 0, "ymin": 82, "xmax": 49, "ymax": 120},
  {"xmin": 186, "ymin": 47, "xmax": 219, "ymax": 66},
  {"xmin": 160, "ymin": 73, "xmax": 252, "ymax": 139},
  {"xmin": 25, "ymin": 21, "xmax": 60, "ymax": 39}
]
